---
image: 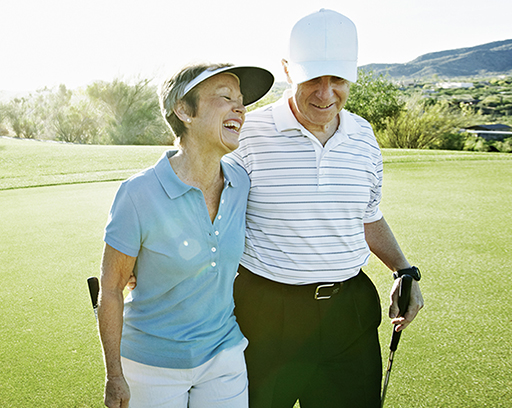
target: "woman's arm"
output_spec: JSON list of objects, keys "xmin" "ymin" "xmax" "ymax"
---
[{"xmin": 98, "ymin": 244, "xmax": 136, "ymax": 408}]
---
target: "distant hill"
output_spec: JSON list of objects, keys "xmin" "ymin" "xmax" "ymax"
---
[{"xmin": 360, "ymin": 39, "xmax": 512, "ymax": 80}]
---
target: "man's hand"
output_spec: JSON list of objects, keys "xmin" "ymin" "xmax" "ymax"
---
[
  {"xmin": 125, "ymin": 274, "xmax": 137, "ymax": 291},
  {"xmin": 389, "ymin": 278, "xmax": 424, "ymax": 332},
  {"xmin": 104, "ymin": 375, "xmax": 130, "ymax": 408}
]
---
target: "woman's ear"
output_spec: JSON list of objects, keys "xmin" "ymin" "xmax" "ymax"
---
[{"xmin": 174, "ymin": 101, "xmax": 192, "ymax": 124}]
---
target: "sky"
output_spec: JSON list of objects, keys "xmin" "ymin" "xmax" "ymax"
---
[{"xmin": 1, "ymin": 0, "xmax": 512, "ymax": 92}]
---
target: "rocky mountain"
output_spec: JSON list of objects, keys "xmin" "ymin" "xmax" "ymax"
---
[{"xmin": 360, "ymin": 39, "xmax": 512, "ymax": 79}]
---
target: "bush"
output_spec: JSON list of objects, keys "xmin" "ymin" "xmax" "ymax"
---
[
  {"xmin": 463, "ymin": 135, "xmax": 490, "ymax": 152},
  {"xmin": 53, "ymin": 100, "xmax": 101, "ymax": 144},
  {"xmin": 434, "ymin": 132, "xmax": 469, "ymax": 151},
  {"xmin": 1, "ymin": 98, "xmax": 40, "ymax": 139},
  {"xmin": 376, "ymin": 94, "xmax": 473, "ymax": 149},
  {"xmin": 0, "ymin": 123, "xmax": 10, "ymax": 136},
  {"xmin": 493, "ymin": 137, "xmax": 512, "ymax": 153},
  {"xmin": 0, "ymin": 80, "xmax": 174, "ymax": 145},
  {"xmin": 462, "ymin": 135, "xmax": 512, "ymax": 153}
]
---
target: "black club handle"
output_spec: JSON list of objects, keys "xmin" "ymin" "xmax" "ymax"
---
[{"xmin": 389, "ymin": 274, "xmax": 413, "ymax": 351}]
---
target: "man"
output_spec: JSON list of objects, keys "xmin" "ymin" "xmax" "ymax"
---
[{"xmin": 229, "ymin": 9, "xmax": 424, "ymax": 408}]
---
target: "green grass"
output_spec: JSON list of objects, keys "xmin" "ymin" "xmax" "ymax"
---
[
  {"xmin": 1, "ymin": 137, "xmax": 511, "ymax": 407},
  {"xmin": 0, "ymin": 137, "xmax": 169, "ymax": 190}
]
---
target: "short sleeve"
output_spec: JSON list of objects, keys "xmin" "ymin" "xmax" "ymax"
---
[
  {"xmin": 104, "ymin": 182, "xmax": 142, "ymax": 257},
  {"xmin": 363, "ymin": 150, "xmax": 383, "ymax": 224}
]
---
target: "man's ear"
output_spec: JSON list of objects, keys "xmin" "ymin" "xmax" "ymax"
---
[
  {"xmin": 173, "ymin": 101, "xmax": 192, "ymax": 124},
  {"xmin": 281, "ymin": 59, "xmax": 293, "ymax": 85}
]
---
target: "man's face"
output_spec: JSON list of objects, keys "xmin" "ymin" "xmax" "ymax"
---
[{"xmin": 292, "ymin": 75, "xmax": 350, "ymax": 131}]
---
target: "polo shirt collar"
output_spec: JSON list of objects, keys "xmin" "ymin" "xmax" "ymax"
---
[
  {"xmin": 272, "ymin": 89, "xmax": 361, "ymax": 139},
  {"xmin": 154, "ymin": 150, "xmax": 236, "ymax": 200}
]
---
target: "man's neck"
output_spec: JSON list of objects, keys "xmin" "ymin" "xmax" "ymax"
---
[{"xmin": 288, "ymin": 97, "xmax": 340, "ymax": 146}]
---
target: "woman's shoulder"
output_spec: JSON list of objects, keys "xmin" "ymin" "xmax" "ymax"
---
[{"xmin": 221, "ymin": 156, "xmax": 250, "ymax": 187}]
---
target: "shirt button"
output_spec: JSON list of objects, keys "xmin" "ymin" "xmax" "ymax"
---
[
  {"xmin": 221, "ymin": 199, "xmax": 225, "ymax": 204},
  {"xmin": 211, "ymin": 262, "xmax": 216, "ymax": 267},
  {"xmin": 211, "ymin": 247, "xmax": 217, "ymax": 253},
  {"xmin": 215, "ymin": 231, "xmax": 219, "ymax": 236},
  {"xmin": 217, "ymin": 215, "xmax": 222, "ymax": 220}
]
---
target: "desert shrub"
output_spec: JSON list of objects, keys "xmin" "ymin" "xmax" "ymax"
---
[
  {"xmin": 491, "ymin": 137, "xmax": 512, "ymax": 153},
  {"xmin": 377, "ymin": 94, "xmax": 473, "ymax": 149},
  {"xmin": 463, "ymin": 135, "xmax": 491, "ymax": 152},
  {"xmin": 87, "ymin": 78, "xmax": 173, "ymax": 145},
  {"xmin": 433, "ymin": 132, "xmax": 469, "ymax": 151},
  {"xmin": 0, "ymin": 98, "xmax": 40, "ymax": 138}
]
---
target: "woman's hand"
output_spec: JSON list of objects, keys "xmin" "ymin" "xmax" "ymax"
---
[
  {"xmin": 104, "ymin": 375, "xmax": 130, "ymax": 408},
  {"xmin": 125, "ymin": 274, "xmax": 137, "ymax": 291}
]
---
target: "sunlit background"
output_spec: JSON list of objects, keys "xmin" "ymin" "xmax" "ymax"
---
[{"xmin": 2, "ymin": 0, "xmax": 512, "ymax": 92}]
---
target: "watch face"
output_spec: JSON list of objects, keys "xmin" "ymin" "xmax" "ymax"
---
[{"xmin": 409, "ymin": 267, "xmax": 421, "ymax": 280}]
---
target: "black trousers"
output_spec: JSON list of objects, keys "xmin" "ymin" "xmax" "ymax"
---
[{"xmin": 234, "ymin": 266, "xmax": 382, "ymax": 408}]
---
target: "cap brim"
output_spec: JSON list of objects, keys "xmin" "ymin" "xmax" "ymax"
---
[
  {"xmin": 183, "ymin": 65, "xmax": 274, "ymax": 106},
  {"xmin": 288, "ymin": 60, "xmax": 358, "ymax": 84}
]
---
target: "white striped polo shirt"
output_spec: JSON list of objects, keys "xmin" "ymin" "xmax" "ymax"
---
[{"xmin": 228, "ymin": 91, "xmax": 383, "ymax": 284}]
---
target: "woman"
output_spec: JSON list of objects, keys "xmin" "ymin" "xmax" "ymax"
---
[{"xmin": 97, "ymin": 63, "xmax": 273, "ymax": 408}]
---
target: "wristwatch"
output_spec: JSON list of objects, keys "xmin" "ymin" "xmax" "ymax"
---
[{"xmin": 393, "ymin": 266, "xmax": 421, "ymax": 281}]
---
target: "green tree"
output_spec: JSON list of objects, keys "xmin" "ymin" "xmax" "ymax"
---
[
  {"xmin": 345, "ymin": 70, "xmax": 404, "ymax": 132},
  {"xmin": 0, "ymin": 97, "xmax": 39, "ymax": 138},
  {"xmin": 87, "ymin": 78, "xmax": 173, "ymax": 145}
]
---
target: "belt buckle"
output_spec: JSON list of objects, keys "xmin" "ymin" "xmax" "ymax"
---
[{"xmin": 314, "ymin": 283, "xmax": 335, "ymax": 300}]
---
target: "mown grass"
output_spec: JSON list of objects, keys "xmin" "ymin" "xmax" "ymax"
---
[
  {"xmin": 1, "ymin": 137, "xmax": 511, "ymax": 407},
  {"xmin": 0, "ymin": 137, "xmax": 169, "ymax": 190}
]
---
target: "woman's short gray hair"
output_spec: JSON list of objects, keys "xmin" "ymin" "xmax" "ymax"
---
[{"xmin": 159, "ymin": 63, "xmax": 233, "ymax": 139}]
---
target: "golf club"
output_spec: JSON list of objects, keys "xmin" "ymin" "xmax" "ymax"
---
[
  {"xmin": 87, "ymin": 276, "xmax": 100, "ymax": 321},
  {"xmin": 381, "ymin": 273, "xmax": 413, "ymax": 407}
]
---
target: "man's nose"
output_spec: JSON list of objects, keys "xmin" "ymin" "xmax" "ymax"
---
[{"xmin": 316, "ymin": 78, "xmax": 334, "ymax": 99}]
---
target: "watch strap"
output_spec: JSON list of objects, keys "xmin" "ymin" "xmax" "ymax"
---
[{"xmin": 393, "ymin": 266, "xmax": 421, "ymax": 281}]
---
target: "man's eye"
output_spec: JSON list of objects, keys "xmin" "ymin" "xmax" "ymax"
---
[{"xmin": 223, "ymin": 96, "xmax": 231, "ymax": 101}]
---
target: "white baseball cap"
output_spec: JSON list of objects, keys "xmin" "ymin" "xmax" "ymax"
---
[{"xmin": 286, "ymin": 9, "xmax": 358, "ymax": 84}]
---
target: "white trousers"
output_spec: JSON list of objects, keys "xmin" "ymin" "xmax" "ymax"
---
[{"xmin": 121, "ymin": 339, "xmax": 249, "ymax": 408}]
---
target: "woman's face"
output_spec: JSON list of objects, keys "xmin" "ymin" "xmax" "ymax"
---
[{"xmin": 190, "ymin": 73, "xmax": 246, "ymax": 155}]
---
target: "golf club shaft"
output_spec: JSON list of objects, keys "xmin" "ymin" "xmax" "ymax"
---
[
  {"xmin": 381, "ymin": 350, "xmax": 394, "ymax": 405},
  {"xmin": 87, "ymin": 276, "xmax": 100, "ymax": 321},
  {"xmin": 381, "ymin": 274, "xmax": 413, "ymax": 407}
]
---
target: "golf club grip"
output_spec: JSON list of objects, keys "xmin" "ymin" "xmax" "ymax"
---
[
  {"xmin": 87, "ymin": 276, "xmax": 100, "ymax": 309},
  {"xmin": 389, "ymin": 274, "xmax": 413, "ymax": 351}
]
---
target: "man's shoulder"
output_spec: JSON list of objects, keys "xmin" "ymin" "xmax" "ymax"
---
[
  {"xmin": 344, "ymin": 110, "xmax": 372, "ymax": 130},
  {"xmin": 343, "ymin": 110, "xmax": 380, "ymax": 148},
  {"xmin": 245, "ymin": 104, "xmax": 275, "ymax": 125}
]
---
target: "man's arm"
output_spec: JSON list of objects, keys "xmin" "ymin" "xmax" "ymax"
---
[
  {"xmin": 364, "ymin": 217, "xmax": 424, "ymax": 331},
  {"xmin": 98, "ymin": 244, "xmax": 136, "ymax": 408}
]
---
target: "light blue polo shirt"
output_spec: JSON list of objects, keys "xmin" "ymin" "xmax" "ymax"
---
[{"xmin": 104, "ymin": 150, "xmax": 249, "ymax": 369}]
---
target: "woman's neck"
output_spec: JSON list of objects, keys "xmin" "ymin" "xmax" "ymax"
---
[{"xmin": 169, "ymin": 145, "xmax": 224, "ymax": 192}]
